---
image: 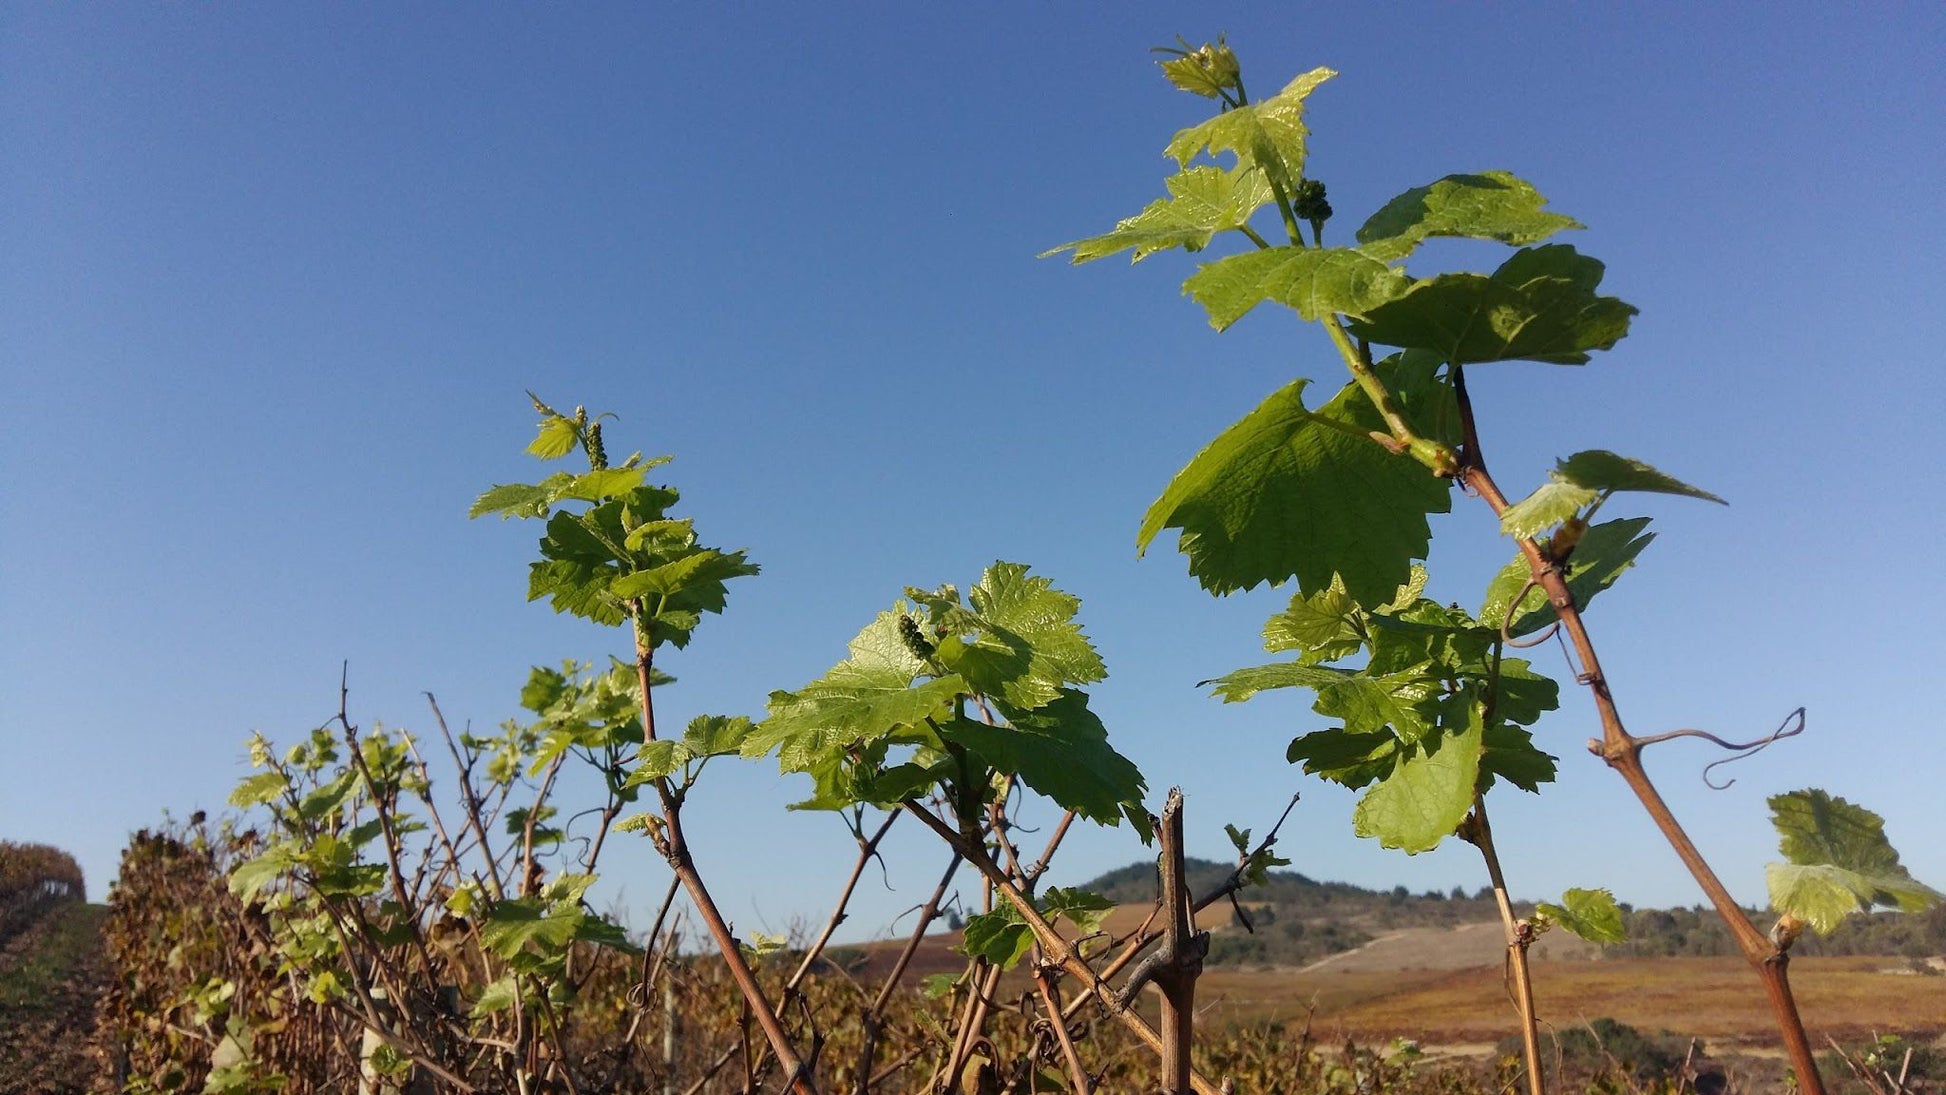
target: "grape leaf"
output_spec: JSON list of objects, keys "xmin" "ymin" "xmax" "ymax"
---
[
  {"xmin": 1765, "ymin": 790, "xmax": 1944, "ymax": 935},
  {"xmin": 1165, "ymin": 66, "xmax": 1336, "ymax": 193},
  {"xmin": 1480, "ymin": 721, "xmax": 1557, "ymax": 793},
  {"xmin": 1501, "ymin": 451, "xmax": 1723, "ymax": 537},
  {"xmin": 1261, "ymin": 581, "xmax": 1362, "ymax": 665},
  {"xmin": 1156, "ymin": 38, "xmax": 1241, "ymax": 100},
  {"xmin": 1041, "ymin": 888, "xmax": 1114, "ymax": 934},
  {"xmin": 528, "ymin": 416, "xmax": 579, "ymax": 460},
  {"xmin": 961, "ymin": 906, "xmax": 1035, "ymax": 968},
  {"xmin": 1357, "ymin": 172, "xmax": 1583, "ymax": 263},
  {"xmin": 1490, "ymin": 658, "xmax": 1560, "ymax": 729},
  {"xmin": 1347, "ymin": 245, "xmax": 1636, "ymax": 365},
  {"xmin": 1351, "ymin": 715, "xmax": 1483, "ymax": 854},
  {"xmin": 938, "ymin": 692, "xmax": 1145, "ymax": 826},
  {"xmin": 1138, "ymin": 377, "xmax": 1452, "ymax": 604},
  {"xmin": 1183, "ymin": 246, "xmax": 1411, "ymax": 329},
  {"xmin": 470, "ymin": 482, "xmax": 555, "ymax": 520},
  {"xmin": 1207, "ymin": 661, "xmax": 1441, "ymax": 743},
  {"xmin": 1045, "ymin": 166, "xmax": 1272, "ymax": 264},
  {"xmin": 951, "ymin": 562, "xmax": 1105, "ymax": 710},
  {"xmin": 744, "ymin": 610, "xmax": 968, "ymax": 767},
  {"xmin": 1285, "ymin": 728, "xmax": 1398, "ymax": 790},
  {"xmin": 1479, "ymin": 517, "xmax": 1655, "ymax": 637},
  {"xmin": 682, "ymin": 714, "xmax": 755, "ymax": 758},
  {"xmin": 1535, "ymin": 887, "xmax": 1625, "ymax": 943}
]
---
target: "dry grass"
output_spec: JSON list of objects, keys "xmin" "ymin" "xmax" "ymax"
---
[{"xmin": 1324, "ymin": 955, "xmax": 1946, "ymax": 1046}]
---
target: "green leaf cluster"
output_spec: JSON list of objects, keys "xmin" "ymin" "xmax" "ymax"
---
[
  {"xmin": 1535, "ymin": 887, "xmax": 1626, "ymax": 944},
  {"xmin": 958, "ymin": 887, "xmax": 1113, "ymax": 969},
  {"xmin": 743, "ymin": 563, "xmax": 1146, "ymax": 827},
  {"xmin": 472, "ymin": 396, "xmax": 758, "ymax": 650},
  {"xmin": 1765, "ymin": 790, "xmax": 1943, "ymax": 936},
  {"xmin": 1210, "ymin": 571, "xmax": 1559, "ymax": 853}
]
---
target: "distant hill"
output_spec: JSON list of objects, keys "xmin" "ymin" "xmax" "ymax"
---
[
  {"xmin": 1075, "ymin": 857, "xmax": 1511, "ymax": 967},
  {"xmin": 1071, "ymin": 858, "xmax": 1946, "ymax": 968}
]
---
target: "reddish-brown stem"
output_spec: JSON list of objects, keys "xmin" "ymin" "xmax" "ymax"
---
[
  {"xmin": 1445, "ymin": 365, "xmax": 1825, "ymax": 1094},
  {"xmin": 632, "ymin": 629, "xmax": 818, "ymax": 1095},
  {"xmin": 854, "ymin": 852, "xmax": 962, "ymax": 1094},
  {"xmin": 900, "ymin": 800, "xmax": 1225, "ymax": 1095},
  {"xmin": 1153, "ymin": 789, "xmax": 1200, "ymax": 1095},
  {"xmin": 1034, "ymin": 965, "xmax": 1093, "ymax": 1094}
]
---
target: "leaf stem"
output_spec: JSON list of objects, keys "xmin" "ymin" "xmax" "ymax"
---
[{"xmin": 1320, "ymin": 320, "xmax": 1458, "ymax": 475}]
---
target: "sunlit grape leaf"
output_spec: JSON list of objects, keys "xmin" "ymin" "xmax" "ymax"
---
[
  {"xmin": 1535, "ymin": 888, "xmax": 1625, "ymax": 943},
  {"xmin": 470, "ymin": 482, "xmax": 555, "ymax": 520},
  {"xmin": 1041, "ymin": 888, "xmax": 1114, "ymax": 934},
  {"xmin": 1165, "ymin": 67, "xmax": 1336, "ymax": 194},
  {"xmin": 1501, "ymin": 451, "xmax": 1723, "ymax": 538},
  {"xmin": 1357, "ymin": 172, "xmax": 1583, "ymax": 262},
  {"xmin": 961, "ymin": 906, "xmax": 1035, "ymax": 968},
  {"xmin": 938, "ymin": 692, "xmax": 1145, "ymax": 825},
  {"xmin": 480, "ymin": 898, "xmax": 580, "ymax": 958},
  {"xmin": 1156, "ymin": 39, "xmax": 1240, "ymax": 100},
  {"xmin": 1183, "ymin": 246, "xmax": 1411, "ymax": 329},
  {"xmin": 229, "ymin": 771, "xmax": 288, "ymax": 809},
  {"xmin": 1046, "ymin": 166, "xmax": 1272, "ymax": 264},
  {"xmin": 950, "ymin": 562, "xmax": 1105, "ymax": 710},
  {"xmin": 1261, "ymin": 581, "xmax": 1362, "ymax": 665},
  {"xmin": 745, "ymin": 610, "xmax": 967, "ymax": 768},
  {"xmin": 1766, "ymin": 790, "xmax": 1944, "ymax": 935},
  {"xmin": 1347, "ymin": 245, "xmax": 1636, "ymax": 365},
  {"xmin": 1207, "ymin": 661, "xmax": 1441, "ymax": 742},
  {"xmin": 1479, "ymin": 518, "xmax": 1655, "ymax": 637},
  {"xmin": 1351, "ymin": 715, "xmax": 1483, "ymax": 854},
  {"xmin": 682, "ymin": 714, "xmax": 756, "ymax": 758},
  {"xmin": 528, "ymin": 416, "xmax": 579, "ymax": 460},
  {"xmin": 1139, "ymin": 378, "xmax": 1451, "ymax": 604}
]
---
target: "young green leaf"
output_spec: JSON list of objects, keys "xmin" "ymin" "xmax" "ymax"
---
[
  {"xmin": 1356, "ymin": 172, "xmax": 1583, "ymax": 263},
  {"xmin": 1044, "ymin": 166, "xmax": 1273, "ymax": 264},
  {"xmin": 1155, "ymin": 38, "xmax": 1241, "ymax": 100},
  {"xmin": 1041, "ymin": 887, "xmax": 1114, "ymax": 934},
  {"xmin": 472, "ymin": 976, "xmax": 523, "ymax": 1017},
  {"xmin": 946, "ymin": 563, "xmax": 1106, "ymax": 711},
  {"xmin": 1260, "ymin": 582, "xmax": 1364, "ymax": 664},
  {"xmin": 1183, "ymin": 246, "xmax": 1410, "ymax": 329},
  {"xmin": 1138, "ymin": 377, "xmax": 1451, "ymax": 604},
  {"xmin": 1534, "ymin": 888, "xmax": 1626, "ymax": 943},
  {"xmin": 1765, "ymin": 790, "xmax": 1944, "ymax": 935},
  {"xmin": 744, "ymin": 609, "xmax": 967, "ymax": 767},
  {"xmin": 1165, "ymin": 67, "xmax": 1336, "ymax": 194},
  {"xmin": 1500, "ymin": 451, "xmax": 1723, "ymax": 538},
  {"xmin": 528, "ymin": 416, "xmax": 580, "ymax": 460},
  {"xmin": 1347, "ymin": 245, "xmax": 1636, "ymax": 365},
  {"xmin": 919, "ymin": 972, "xmax": 961, "ymax": 999},
  {"xmin": 1208, "ymin": 661, "xmax": 1442, "ymax": 744},
  {"xmin": 960, "ymin": 906, "xmax": 1035, "ymax": 969},
  {"xmin": 1350, "ymin": 714, "xmax": 1484, "ymax": 854},
  {"xmin": 1479, "ymin": 517, "xmax": 1656, "ymax": 637}
]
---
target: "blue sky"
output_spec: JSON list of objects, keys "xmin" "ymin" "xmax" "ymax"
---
[{"xmin": 4, "ymin": 5, "xmax": 1942, "ymax": 943}]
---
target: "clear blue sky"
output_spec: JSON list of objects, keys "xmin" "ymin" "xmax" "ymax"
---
[{"xmin": 5, "ymin": 5, "xmax": 1942, "ymax": 942}]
